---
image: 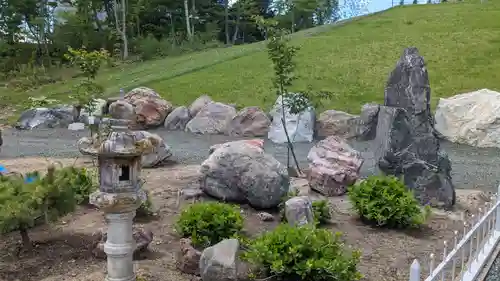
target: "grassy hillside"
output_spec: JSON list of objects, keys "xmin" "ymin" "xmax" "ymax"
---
[{"xmin": 3, "ymin": 0, "xmax": 500, "ymax": 119}]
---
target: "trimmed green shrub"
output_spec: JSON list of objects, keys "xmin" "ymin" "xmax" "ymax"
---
[
  {"xmin": 243, "ymin": 224, "xmax": 362, "ymax": 281},
  {"xmin": 348, "ymin": 175, "xmax": 429, "ymax": 228},
  {"xmin": 175, "ymin": 202, "xmax": 244, "ymax": 247}
]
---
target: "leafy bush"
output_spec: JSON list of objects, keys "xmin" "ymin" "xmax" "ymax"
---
[
  {"xmin": 0, "ymin": 166, "xmax": 78, "ymax": 248},
  {"xmin": 312, "ymin": 200, "xmax": 331, "ymax": 225},
  {"xmin": 53, "ymin": 166, "xmax": 96, "ymax": 205},
  {"xmin": 348, "ymin": 175, "xmax": 429, "ymax": 228},
  {"xmin": 243, "ymin": 224, "xmax": 362, "ymax": 281},
  {"xmin": 64, "ymin": 47, "xmax": 109, "ymax": 79},
  {"xmin": 175, "ymin": 202, "xmax": 243, "ymax": 247}
]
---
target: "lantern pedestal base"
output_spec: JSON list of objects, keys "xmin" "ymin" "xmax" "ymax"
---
[{"xmin": 104, "ymin": 212, "xmax": 137, "ymax": 281}]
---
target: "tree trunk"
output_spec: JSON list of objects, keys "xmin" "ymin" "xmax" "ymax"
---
[
  {"xmin": 121, "ymin": 0, "xmax": 128, "ymax": 59},
  {"xmin": 191, "ymin": 0, "xmax": 196, "ymax": 37},
  {"xmin": 113, "ymin": 0, "xmax": 128, "ymax": 59},
  {"xmin": 184, "ymin": 0, "xmax": 192, "ymax": 40},
  {"xmin": 19, "ymin": 227, "xmax": 32, "ymax": 250},
  {"xmin": 224, "ymin": 0, "xmax": 230, "ymax": 45},
  {"xmin": 232, "ymin": 4, "xmax": 241, "ymax": 44}
]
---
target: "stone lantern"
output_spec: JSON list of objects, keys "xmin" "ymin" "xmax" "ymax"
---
[{"xmin": 90, "ymin": 118, "xmax": 148, "ymax": 281}]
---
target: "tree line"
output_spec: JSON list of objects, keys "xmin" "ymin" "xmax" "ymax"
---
[{"xmin": 0, "ymin": 0, "xmax": 371, "ymax": 76}]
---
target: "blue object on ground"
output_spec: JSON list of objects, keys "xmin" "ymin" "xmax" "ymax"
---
[
  {"xmin": 25, "ymin": 176, "xmax": 36, "ymax": 183},
  {"xmin": 0, "ymin": 164, "xmax": 38, "ymax": 183}
]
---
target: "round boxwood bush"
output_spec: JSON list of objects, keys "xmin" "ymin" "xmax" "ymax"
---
[
  {"xmin": 243, "ymin": 224, "xmax": 362, "ymax": 281},
  {"xmin": 348, "ymin": 175, "xmax": 429, "ymax": 228},
  {"xmin": 175, "ymin": 201, "xmax": 244, "ymax": 247}
]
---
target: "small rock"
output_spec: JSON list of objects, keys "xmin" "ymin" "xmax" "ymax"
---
[
  {"xmin": 181, "ymin": 187, "xmax": 205, "ymax": 200},
  {"xmin": 257, "ymin": 212, "xmax": 274, "ymax": 221},
  {"xmin": 68, "ymin": 122, "xmax": 85, "ymax": 131},
  {"xmin": 200, "ymin": 239, "xmax": 239, "ymax": 281},
  {"xmin": 285, "ymin": 196, "xmax": 314, "ymax": 226},
  {"xmin": 176, "ymin": 238, "xmax": 202, "ymax": 275}
]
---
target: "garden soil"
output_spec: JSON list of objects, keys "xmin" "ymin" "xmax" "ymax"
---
[{"xmin": 0, "ymin": 157, "xmax": 493, "ymax": 281}]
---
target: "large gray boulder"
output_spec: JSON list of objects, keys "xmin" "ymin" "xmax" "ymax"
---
[
  {"xmin": 226, "ymin": 106, "xmax": 271, "ymax": 137},
  {"xmin": 315, "ymin": 110, "xmax": 360, "ymax": 139},
  {"xmin": 200, "ymin": 140, "xmax": 289, "ymax": 209},
  {"xmin": 434, "ymin": 89, "xmax": 500, "ymax": 148},
  {"xmin": 186, "ymin": 102, "xmax": 236, "ymax": 134},
  {"xmin": 16, "ymin": 106, "xmax": 74, "ymax": 130},
  {"xmin": 189, "ymin": 95, "xmax": 213, "ymax": 117},
  {"xmin": 375, "ymin": 47, "xmax": 455, "ymax": 208},
  {"xmin": 164, "ymin": 106, "xmax": 191, "ymax": 131}
]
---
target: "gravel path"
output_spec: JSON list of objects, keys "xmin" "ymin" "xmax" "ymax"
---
[
  {"xmin": 2, "ymin": 128, "xmax": 500, "ymax": 192},
  {"xmin": 486, "ymin": 252, "xmax": 500, "ymax": 281}
]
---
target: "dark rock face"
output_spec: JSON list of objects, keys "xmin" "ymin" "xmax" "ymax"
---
[
  {"xmin": 375, "ymin": 47, "xmax": 455, "ymax": 208},
  {"xmin": 357, "ymin": 103, "xmax": 380, "ymax": 141},
  {"xmin": 15, "ymin": 107, "xmax": 74, "ymax": 130}
]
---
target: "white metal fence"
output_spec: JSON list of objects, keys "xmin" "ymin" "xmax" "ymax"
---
[{"xmin": 409, "ymin": 185, "xmax": 500, "ymax": 281}]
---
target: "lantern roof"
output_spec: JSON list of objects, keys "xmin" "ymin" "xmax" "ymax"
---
[{"xmin": 97, "ymin": 118, "xmax": 142, "ymax": 156}]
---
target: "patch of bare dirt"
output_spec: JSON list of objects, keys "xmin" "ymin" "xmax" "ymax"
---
[{"xmin": 0, "ymin": 157, "xmax": 493, "ymax": 281}]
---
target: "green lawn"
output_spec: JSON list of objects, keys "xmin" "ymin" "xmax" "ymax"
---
[{"xmin": 3, "ymin": 0, "xmax": 500, "ymax": 121}]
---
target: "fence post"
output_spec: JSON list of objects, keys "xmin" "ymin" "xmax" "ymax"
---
[
  {"xmin": 410, "ymin": 259, "xmax": 421, "ymax": 281},
  {"xmin": 496, "ymin": 184, "xmax": 500, "ymax": 231}
]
